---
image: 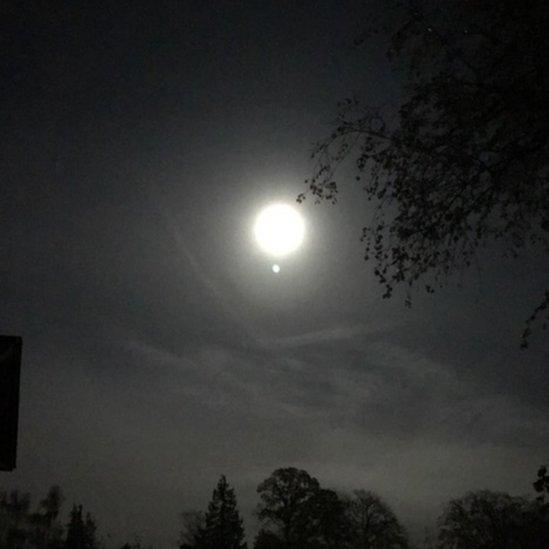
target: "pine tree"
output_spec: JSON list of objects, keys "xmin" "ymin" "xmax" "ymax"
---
[
  {"xmin": 65, "ymin": 505, "xmax": 84, "ymax": 549},
  {"xmin": 65, "ymin": 505, "xmax": 97, "ymax": 549},
  {"xmin": 83, "ymin": 513, "xmax": 97, "ymax": 549},
  {"xmin": 198, "ymin": 475, "xmax": 247, "ymax": 549}
]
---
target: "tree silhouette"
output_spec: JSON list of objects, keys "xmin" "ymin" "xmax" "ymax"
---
[
  {"xmin": 344, "ymin": 490, "xmax": 408, "ymax": 549},
  {"xmin": 119, "ymin": 536, "xmax": 152, "ymax": 549},
  {"xmin": 300, "ymin": 0, "xmax": 549, "ymax": 346},
  {"xmin": 30, "ymin": 486, "xmax": 65, "ymax": 549},
  {"xmin": 196, "ymin": 475, "xmax": 246, "ymax": 549},
  {"xmin": 65, "ymin": 505, "xmax": 97, "ymax": 549},
  {"xmin": 304, "ymin": 488, "xmax": 350, "ymax": 548},
  {"xmin": 3, "ymin": 473, "xmax": 549, "ymax": 548},
  {"xmin": 256, "ymin": 468, "xmax": 321, "ymax": 547},
  {"xmin": 178, "ymin": 510, "xmax": 206, "ymax": 549},
  {"xmin": 534, "ymin": 465, "xmax": 549, "ymax": 504},
  {"xmin": 436, "ymin": 490, "xmax": 549, "ymax": 548},
  {"xmin": 255, "ymin": 468, "xmax": 351, "ymax": 548},
  {"xmin": 252, "ymin": 530, "xmax": 285, "ymax": 549},
  {"xmin": 0, "ymin": 490, "xmax": 31, "ymax": 548}
]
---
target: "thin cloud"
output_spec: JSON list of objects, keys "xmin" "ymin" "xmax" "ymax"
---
[{"xmin": 256, "ymin": 322, "xmax": 394, "ymax": 350}]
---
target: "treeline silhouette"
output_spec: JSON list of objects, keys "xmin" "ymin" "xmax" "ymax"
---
[
  {"xmin": 0, "ymin": 486, "xmax": 100, "ymax": 549},
  {"xmin": 2, "ymin": 466, "xmax": 548, "ymax": 548}
]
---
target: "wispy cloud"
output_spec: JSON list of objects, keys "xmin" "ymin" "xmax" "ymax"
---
[{"xmin": 255, "ymin": 322, "xmax": 392, "ymax": 350}]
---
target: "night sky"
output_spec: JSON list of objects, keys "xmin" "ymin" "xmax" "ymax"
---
[{"xmin": 2, "ymin": 2, "xmax": 548, "ymax": 547}]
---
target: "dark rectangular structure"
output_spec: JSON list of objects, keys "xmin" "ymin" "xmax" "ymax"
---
[{"xmin": 0, "ymin": 336, "xmax": 22, "ymax": 471}]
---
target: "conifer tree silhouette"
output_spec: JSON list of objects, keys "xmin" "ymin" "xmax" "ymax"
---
[
  {"xmin": 65, "ymin": 505, "xmax": 97, "ymax": 549},
  {"xmin": 198, "ymin": 475, "xmax": 246, "ymax": 549}
]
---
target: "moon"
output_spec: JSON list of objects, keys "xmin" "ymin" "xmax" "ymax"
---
[
  {"xmin": 272, "ymin": 264, "xmax": 280, "ymax": 274},
  {"xmin": 254, "ymin": 204, "xmax": 305, "ymax": 257}
]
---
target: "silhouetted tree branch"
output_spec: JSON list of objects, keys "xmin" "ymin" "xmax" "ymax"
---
[{"xmin": 300, "ymin": 0, "xmax": 549, "ymax": 345}]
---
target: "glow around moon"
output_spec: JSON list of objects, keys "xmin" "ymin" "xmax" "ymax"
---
[{"xmin": 254, "ymin": 204, "xmax": 305, "ymax": 257}]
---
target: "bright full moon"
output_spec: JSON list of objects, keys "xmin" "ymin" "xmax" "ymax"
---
[{"xmin": 254, "ymin": 204, "xmax": 305, "ymax": 257}]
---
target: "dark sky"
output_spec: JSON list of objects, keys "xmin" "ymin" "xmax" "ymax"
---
[{"xmin": 1, "ymin": 2, "xmax": 548, "ymax": 547}]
